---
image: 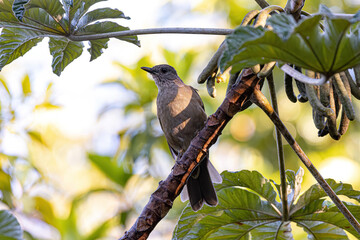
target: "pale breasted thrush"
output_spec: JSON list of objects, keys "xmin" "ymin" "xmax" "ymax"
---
[{"xmin": 141, "ymin": 64, "xmax": 222, "ymax": 211}]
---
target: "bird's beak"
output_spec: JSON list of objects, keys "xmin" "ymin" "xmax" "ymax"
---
[{"xmin": 141, "ymin": 67, "xmax": 154, "ymax": 74}]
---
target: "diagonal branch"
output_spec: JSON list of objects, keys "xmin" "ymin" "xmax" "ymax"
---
[
  {"xmin": 251, "ymin": 88, "xmax": 360, "ymax": 235},
  {"xmin": 266, "ymin": 74, "xmax": 289, "ymax": 221},
  {"xmin": 120, "ymin": 69, "xmax": 261, "ymax": 240}
]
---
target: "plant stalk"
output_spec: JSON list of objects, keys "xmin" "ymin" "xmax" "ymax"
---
[
  {"xmin": 68, "ymin": 27, "xmax": 234, "ymax": 41},
  {"xmin": 254, "ymin": 0, "xmax": 270, "ymax": 8},
  {"xmin": 252, "ymin": 88, "xmax": 360, "ymax": 235},
  {"xmin": 266, "ymin": 74, "xmax": 289, "ymax": 221}
]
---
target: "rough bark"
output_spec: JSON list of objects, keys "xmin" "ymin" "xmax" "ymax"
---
[{"xmin": 120, "ymin": 69, "xmax": 260, "ymax": 240}]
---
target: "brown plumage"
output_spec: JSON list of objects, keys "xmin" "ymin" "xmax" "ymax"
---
[{"xmin": 141, "ymin": 64, "xmax": 222, "ymax": 211}]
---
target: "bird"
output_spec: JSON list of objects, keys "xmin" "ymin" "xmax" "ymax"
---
[{"xmin": 141, "ymin": 64, "xmax": 222, "ymax": 211}]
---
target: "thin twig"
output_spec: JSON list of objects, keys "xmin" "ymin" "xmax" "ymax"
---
[
  {"xmin": 251, "ymin": 89, "xmax": 360, "ymax": 235},
  {"xmin": 266, "ymin": 74, "xmax": 289, "ymax": 221},
  {"xmin": 68, "ymin": 27, "xmax": 234, "ymax": 41}
]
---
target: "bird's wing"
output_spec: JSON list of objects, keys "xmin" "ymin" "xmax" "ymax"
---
[
  {"xmin": 158, "ymin": 116, "xmax": 178, "ymax": 159},
  {"xmin": 190, "ymin": 86, "xmax": 205, "ymax": 111},
  {"xmin": 167, "ymin": 143, "xmax": 178, "ymax": 159}
]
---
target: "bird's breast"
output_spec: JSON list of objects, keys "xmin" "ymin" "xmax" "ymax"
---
[{"xmin": 157, "ymin": 85, "xmax": 206, "ymax": 150}]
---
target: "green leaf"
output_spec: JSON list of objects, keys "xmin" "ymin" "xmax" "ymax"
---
[
  {"xmin": 48, "ymin": 37, "xmax": 83, "ymax": 76},
  {"xmin": 76, "ymin": 7, "xmax": 129, "ymax": 30},
  {"xmin": 250, "ymin": 221, "xmax": 293, "ymax": 240},
  {"xmin": 220, "ymin": 8, "xmax": 360, "ymax": 77},
  {"xmin": 0, "ymin": 210, "xmax": 22, "ymax": 240},
  {"xmin": 266, "ymin": 13, "xmax": 297, "ymax": 40},
  {"xmin": 218, "ymin": 170, "xmax": 281, "ymax": 209},
  {"xmin": 0, "ymin": 170, "xmax": 11, "ymax": 191},
  {"xmin": 174, "ymin": 187, "xmax": 281, "ymax": 239},
  {"xmin": 0, "ymin": 1, "xmax": 21, "ymax": 27},
  {"xmin": 69, "ymin": 0, "xmax": 107, "ymax": 23},
  {"xmin": 21, "ymin": 74, "xmax": 31, "ymax": 97},
  {"xmin": 0, "ymin": 77, "xmax": 11, "ymax": 97},
  {"xmin": 294, "ymin": 204, "xmax": 360, "ymax": 239},
  {"xmin": 26, "ymin": 0, "xmax": 65, "ymax": 18},
  {"xmin": 291, "ymin": 199, "xmax": 326, "ymax": 217},
  {"xmin": 296, "ymin": 221, "xmax": 348, "ymax": 240},
  {"xmin": 27, "ymin": 130, "xmax": 48, "ymax": 147},
  {"xmin": 291, "ymin": 179, "xmax": 360, "ymax": 215},
  {"xmin": 1, "ymin": 0, "xmax": 65, "ymax": 31},
  {"xmin": 33, "ymin": 197, "xmax": 57, "ymax": 226},
  {"xmin": 77, "ymin": 21, "xmax": 140, "ymax": 47},
  {"xmin": 88, "ymin": 153, "xmax": 132, "ymax": 187},
  {"xmin": 88, "ymin": 39, "xmax": 108, "ymax": 61},
  {"xmin": 22, "ymin": 7, "xmax": 66, "ymax": 33},
  {"xmin": 286, "ymin": 167, "xmax": 304, "ymax": 207},
  {"xmin": 12, "ymin": 0, "xmax": 29, "ymax": 21},
  {"xmin": 0, "ymin": 28, "xmax": 45, "ymax": 70}
]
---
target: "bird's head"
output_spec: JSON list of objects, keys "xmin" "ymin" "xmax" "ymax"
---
[{"xmin": 141, "ymin": 64, "xmax": 180, "ymax": 87}]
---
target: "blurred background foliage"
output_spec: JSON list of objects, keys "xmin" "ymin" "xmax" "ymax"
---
[{"xmin": 0, "ymin": 0, "xmax": 359, "ymax": 239}]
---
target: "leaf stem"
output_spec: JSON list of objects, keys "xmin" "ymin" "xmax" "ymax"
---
[
  {"xmin": 280, "ymin": 64, "xmax": 327, "ymax": 85},
  {"xmin": 266, "ymin": 74, "xmax": 289, "ymax": 221},
  {"xmin": 254, "ymin": 0, "xmax": 270, "ymax": 8},
  {"xmin": 68, "ymin": 27, "xmax": 234, "ymax": 41},
  {"xmin": 251, "ymin": 89, "xmax": 360, "ymax": 236}
]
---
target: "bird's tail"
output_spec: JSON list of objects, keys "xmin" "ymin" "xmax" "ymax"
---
[{"xmin": 180, "ymin": 157, "xmax": 222, "ymax": 211}]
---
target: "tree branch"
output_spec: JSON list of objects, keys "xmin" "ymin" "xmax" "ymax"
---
[
  {"xmin": 68, "ymin": 27, "xmax": 234, "ymax": 41},
  {"xmin": 120, "ymin": 69, "xmax": 261, "ymax": 240},
  {"xmin": 266, "ymin": 74, "xmax": 289, "ymax": 221}
]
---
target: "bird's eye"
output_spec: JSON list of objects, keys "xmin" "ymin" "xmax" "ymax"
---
[{"xmin": 161, "ymin": 68, "xmax": 168, "ymax": 74}]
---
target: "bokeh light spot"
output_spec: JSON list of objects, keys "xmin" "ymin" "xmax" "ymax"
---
[{"xmin": 230, "ymin": 114, "xmax": 256, "ymax": 142}]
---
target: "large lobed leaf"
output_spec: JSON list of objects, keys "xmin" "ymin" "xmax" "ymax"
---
[
  {"xmin": 173, "ymin": 171, "xmax": 285, "ymax": 240},
  {"xmin": 173, "ymin": 188, "xmax": 284, "ymax": 239},
  {"xmin": 0, "ymin": 0, "xmax": 139, "ymax": 75},
  {"xmin": 220, "ymin": 5, "xmax": 360, "ymax": 78},
  {"xmin": 174, "ymin": 170, "xmax": 360, "ymax": 239}
]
